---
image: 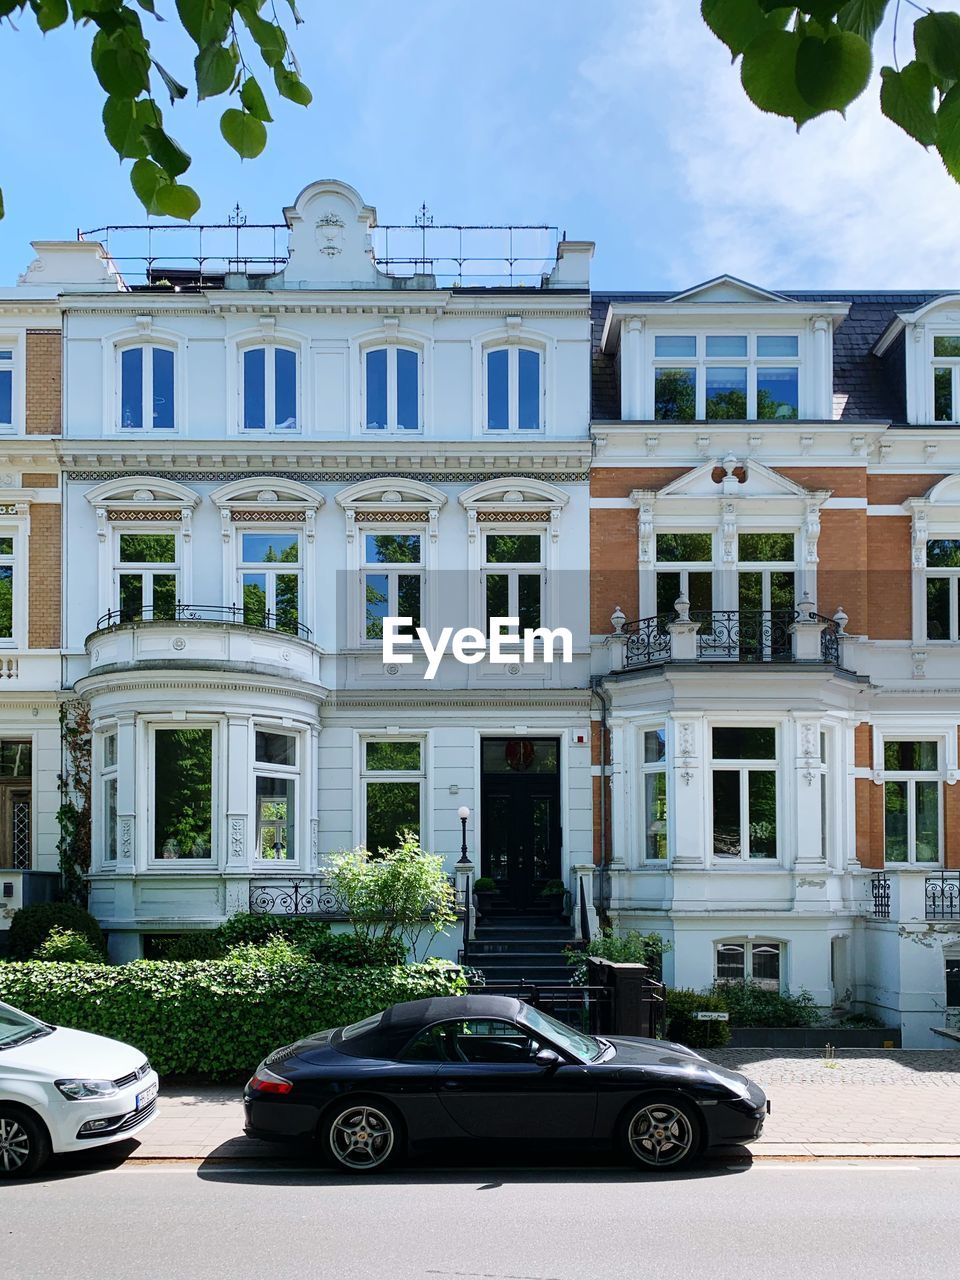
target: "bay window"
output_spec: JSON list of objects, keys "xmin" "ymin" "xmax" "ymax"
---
[
  {"xmin": 483, "ymin": 532, "xmax": 544, "ymax": 632},
  {"xmin": 716, "ymin": 941, "xmax": 782, "ymax": 991},
  {"xmin": 925, "ymin": 539, "xmax": 960, "ymax": 640},
  {"xmin": 640, "ymin": 728, "xmax": 667, "ymax": 861},
  {"xmin": 653, "ymin": 333, "xmax": 799, "ymax": 422},
  {"xmin": 711, "ymin": 726, "xmax": 778, "ymax": 861},
  {"xmin": 364, "ymin": 346, "xmax": 420, "ymax": 430},
  {"xmin": 362, "ymin": 739, "xmax": 423, "ymax": 854},
  {"xmin": 116, "ymin": 531, "xmax": 178, "ymax": 623},
  {"xmin": 254, "ymin": 729, "xmax": 297, "ymax": 862},
  {"xmin": 153, "ymin": 726, "xmax": 213, "ymax": 860},
  {"xmin": 883, "ymin": 739, "xmax": 940, "ymax": 865},
  {"xmin": 238, "ymin": 531, "xmax": 301, "ymax": 634},
  {"xmin": 242, "ymin": 346, "xmax": 298, "ymax": 431},
  {"xmin": 485, "ymin": 346, "xmax": 542, "ymax": 431},
  {"xmin": 119, "ymin": 345, "xmax": 175, "ymax": 430},
  {"xmin": 362, "ymin": 532, "xmax": 422, "ymax": 641}
]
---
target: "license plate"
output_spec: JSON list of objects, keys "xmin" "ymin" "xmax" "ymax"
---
[{"xmin": 136, "ymin": 1082, "xmax": 158, "ymax": 1111}]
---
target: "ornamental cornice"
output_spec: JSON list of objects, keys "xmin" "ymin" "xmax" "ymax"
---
[
  {"xmin": 326, "ymin": 689, "xmax": 591, "ymax": 711},
  {"xmin": 74, "ymin": 671, "xmax": 330, "ymax": 701}
]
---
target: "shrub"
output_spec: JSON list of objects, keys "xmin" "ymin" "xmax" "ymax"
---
[
  {"xmin": 664, "ymin": 988, "xmax": 732, "ymax": 1050},
  {"xmin": 712, "ymin": 980, "xmax": 819, "ymax": 1027},
  {"xmin": 0, "ymin": 957, "xmax": 466, "ymax": 1077},
  {"xmin": 215, "ymin": 912, "xmax": 331, "ymax": 951},
  {"xmin": 8, "ymin": 902, "xmax": 106, "ymax": 961},
  {"xmin": 565, "ymin": 928, "xmax": 672, "ymax": 985},
  {"xmin": 155, "ymin": 932, "xmax": 225, "ymax": 962},
  {"xmin": 33, "ymin": 927, "xmax": 101, "ymax": 964},
  {"xmin": 474, "ymin": 877, "xmax": 496, "ymax": 893}
]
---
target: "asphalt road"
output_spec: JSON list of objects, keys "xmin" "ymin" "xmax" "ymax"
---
[{"xmin": 4, "ymin": 1155, "xmax": 956, "ymax": 1280}]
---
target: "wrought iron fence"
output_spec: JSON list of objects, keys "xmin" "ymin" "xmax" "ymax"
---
[
  {"xmin": 925, "ymin": 871, "xmax": 960, "ymax": 920},
  {"xmin": 94, "ymin": 602, "xmax": 313, "ymax": 642},
  {"xmin": 870, "ymin": 872, "xmax": 891, "ymax": 919},
  {"xmin": 695, "ymin": 609, "xmax": 796, "ymax": 662},
  {"xmin": 622, "ymin": 615, "xmax": 673, "ymax": 668}
]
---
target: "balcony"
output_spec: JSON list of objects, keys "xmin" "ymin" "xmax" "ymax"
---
[
  {"xmin": 611, "ymin": 599, "xmax": 844, "ymax": 671},
  {"xmin": 84, "ymin": 603, "xmax": 324, "ymax": 687},
  {"xmin": 868, "ymin": 870, "xmax": 960, "ymax": 921}
]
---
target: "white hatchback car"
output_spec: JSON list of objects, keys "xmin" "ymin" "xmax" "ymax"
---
[{"xmin": 0, "ymin": 999, "xmax": 159, "ymax": 1177}]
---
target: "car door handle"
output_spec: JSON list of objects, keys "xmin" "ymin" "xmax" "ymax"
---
[{"xmin": 441, "ymin": 1080, "xmax": 463, "ymax": 1091}]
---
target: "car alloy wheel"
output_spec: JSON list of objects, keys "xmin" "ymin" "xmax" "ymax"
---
[
  {"xmin": 328, "ymin": 1104, "xmax": 396, "ymax": 1171},
  {"xmin": 0, "ymin": 1117, "xmax": 31, "ymax": 1174},
  {"xmin": 625, "ymin": 1101, "xmax": 698, "ymax": 1170}
]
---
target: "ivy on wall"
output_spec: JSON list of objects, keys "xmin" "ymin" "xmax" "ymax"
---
[{"xmin": 57, "ymin": 700, "xmax": 92, "ymax": 906}]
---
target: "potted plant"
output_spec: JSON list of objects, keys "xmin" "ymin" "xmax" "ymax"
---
[
  {"xmin": 473, "ymin": 876, "xmax": 497, "ymax": 917},
  {"xmin": 539, "ymin": 878, "xmax": 567, "ymax": 916}
]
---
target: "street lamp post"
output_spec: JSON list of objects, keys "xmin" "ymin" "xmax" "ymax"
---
[{"xmin": 457, "ymin": 806, "xmax": 471, "ymax": 864}]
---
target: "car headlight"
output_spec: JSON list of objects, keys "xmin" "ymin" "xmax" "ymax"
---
[{"xmin": 55, "ymin": 1079, "xmax": 120, "ymax": 1101}]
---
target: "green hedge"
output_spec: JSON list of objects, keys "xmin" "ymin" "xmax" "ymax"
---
[
  {"xmin": 152, "ymin": 915, "xmax": 407, "ymax": 966},
  {"xmin": 0, "ymin": 958, "xmax": 465, "ymax": 1077},
  {"xmin": 664, "ymin": 988, "xmax": 732, "ymax": 1050},
  {"xmin": 710, "ymin": 979, "xmax": 819, "ymax": 1027},
  {"xmin": 8, "ymin": 903, "xmax": 106, "ymax": 960}
]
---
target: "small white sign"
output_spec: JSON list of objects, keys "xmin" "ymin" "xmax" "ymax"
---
[{"xmin": 695, "ymin": 1011, "xmax": 729, "ymax": 1021}]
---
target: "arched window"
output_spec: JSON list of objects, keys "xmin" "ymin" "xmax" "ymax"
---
[
  {"xmin": 364, "ymin": 346, "xmax": 420, "ymax": 431},
  {"xmin": 242, "ymin": 345, "xmax": 298, "ymax": 431},
  {"xmin": 485, "ymin": 346, "xmax": 541, "ymax": 431},
  {"xmin": 119, "ymin": 345, "xmax": 175, "ymax": 430}
]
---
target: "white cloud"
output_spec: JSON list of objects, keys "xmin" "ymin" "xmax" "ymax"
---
[{"xmin": 576, "ymin": 0, "xmax": 960, "ymax": 288}]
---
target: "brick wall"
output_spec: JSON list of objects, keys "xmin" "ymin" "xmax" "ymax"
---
[
  {"xmin": 818, "ymin": 509, "xmax": 868, "ymax": 635},
  {"xmin": 28, "ymin": 504, "xmax": 61, "ymax": 648},
  {"xmin": 24, "ymin": 331, "xmax": 61, "ymax": 436},
  {"xmin": 591, "ymin": 509, "xmax": 640, "ymax": 631},
  {"xmin": 866, "ymin": 473, "xmax": 943, "ymax": 505},
  {"xmin": 866, "ymin": 516, "xmax": 912, "ymax": 639},
  {"xmin": 21, "ymin": 474, "xmax": 58, "ymax": 490},
  {"xmin": 590, "ymin": 467, "xmax": 689, "ymax": 499},
  {"xmin": 946, "ymin": 730, "xmax": 960, "ymax": 871}
]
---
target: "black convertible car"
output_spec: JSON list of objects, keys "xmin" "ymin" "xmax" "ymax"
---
[{"xmin": 244, "ymin": 995, "xmax": 768, "ymax": 1172}]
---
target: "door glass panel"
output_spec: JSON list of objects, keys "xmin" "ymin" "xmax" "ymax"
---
[
  {"xmin": 770, "ymin": 571, "xmax": 796, "ymax": 614},
  {"xmin": 119, "ymin": 574, "xmax": 144, "ymax": 622},
  {"xmin": 689, "ymin": 571, "xmax": 713, "ymax": 615},
  {"xmin": 481, "ymin": 738, "xmax": 559, "ymax": 775},
  {"xmin": 0, "ymin": 742, "xmax": 31, "ymax": 777},
  {"xmin": 530, "ymin": 796, "xmax": 553, "ymax": 880},
  {"xmin": 365, "ymin": 573, "xmax": 389, "ymax": 639},
  {"xmin": 884, "ymin": 781, "xmax": 908, "ymax": 862},
  {"xmin": 915, "ymin": 780, "xmax": 940, "ymax": 862},
  {"xmin": 517, "ymin": 574, "xmax": 541, "ymax": 630},
  {"xmin": 256, "ymin": 775, "xmax": 295, "ymax": 860},
  {"xmin": 276, "ymin": 574, "xmax": 299, "ymax": 634},
  {"xmin": 713, "ymin": 772, "xmax": 741, "ymax": 857},
  {"xmin": 748, "ymin": 771, "xmax": 777, "ymax": 858},
  {"xmin": 656, "ymin": 572, "xmax": 680, "ymax": 618},
  {"xmin": 242, "ymin": 573, "xmax": 267, "ymax": 627},
  {"xmin": 738, "ymin": 571, "xmax": 762, "ymax": 613},
  {"xmin": 484, "ymin": 793, "xmax": 510, "ymax": 879},
  {"xmin": 397, "ymin": 574, "xmax": 421, "ymax": 629},
  {"xmin": 153, "ymin": 574, "xmax": 177, "ymax": 621}
]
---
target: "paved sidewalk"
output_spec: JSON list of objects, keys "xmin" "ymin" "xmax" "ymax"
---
[{"xmin": 125, "ymin": 1048, "xmax": 960, "ymax": 1162}]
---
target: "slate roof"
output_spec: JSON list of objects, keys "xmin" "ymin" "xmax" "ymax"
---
[{"xmin": 591, "ymin": 290, "xmax": 949, "ymax": 424}]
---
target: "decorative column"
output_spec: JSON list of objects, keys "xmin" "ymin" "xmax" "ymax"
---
[
  {"xmin": 812, "ymin": 316, "xmax": 832, "ymax": 420},
  {"xmin": 621, "ymin": 317, "xmax": 644, "ymax": 420},
  {"xmin": 114, "ymin": 713, "xmax": 137, "ymax": 871},
  {"xmin": 669, "ymin": 715, "xmax": 706, "ymax": 867},
  {"xmin": 224, "ymin": 715, "xmax": 252, "ymax": 919}
]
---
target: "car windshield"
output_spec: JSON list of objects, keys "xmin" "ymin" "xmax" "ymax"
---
[
  {"xmin": 0, "ymin": 1001, "xmax": 47, "ymax": 1048},
  {"xmin": 520, "ymin": 1005, "xmax": 604, "ymax": 1063}
]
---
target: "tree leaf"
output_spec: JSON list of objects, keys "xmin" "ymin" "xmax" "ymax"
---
[
  {"xmin": 0, "ymin": 187, "xmax": 4, "ymax": 222},
  {"xmin": 273, "ymin": 63, "xmax": 311, "ymax": 105},
  {"xmin": 102, "ymin": 94, "xmax": 150, "ymax": 158},
  {"xmin": 795, "ymin": 1, "xmax": 843, "ymax": 25},
  {"xmin": 220, "ymin": 107, "xmax": 267, "ymax": 158},
  {"xmin": 880, "ymin": 61, "xmax": 937, "ymax": 147},
  {"xmin": 142, "ymin": 123, "xmax": 191, "ymax": 176},
  {"xmin": 914, "ymin": 11, "xmax": 960, "ymax": 85},
  {"xmin": 153, "ymin": 181, "xmax": 201, "ymax": 221},
  {"xmin": 194, "ymin": 40, "xmax": 237, "ymax": 99},
  {"xmin": 936, "ymin": 83, "xmax": 960, "ymax": 181},
  {"xmin": 835, "ymin": 0, "xmax": 889, "ymax": 42},
  {"xmin": 35, "ymin": 0, "xmax": 68, "ymax": 32},
  {"xmin": 238, "ymin": 4, "xmax": 287, "ymax": 66},
  {"xmin": 153, "ymin": 58, "xmax": 189, "ymax": 102},
  {"xmin": 741, "ymin": 28, "xmax": 819, "ymax": 123},
  {"xmin": 91, "ymin": 28, "xmax": 151, "ymax": 98},
  {"xmin": 130, "ymin": 156, "xmax": 166, "ymax": 213},
  {"xmin": 175, "ymin": 0, "xmax": 232, "ymax": 47},
  {"xmin": 701, "ymin": 0, "xmax": 791, "ymax": 58},
  {"xmin": 795, "ymin": 28, "xmax": 872, "ymax": 113},
  {"xmin": 240, "ymin": 74, "xmax": 273, "ymax": 121}
]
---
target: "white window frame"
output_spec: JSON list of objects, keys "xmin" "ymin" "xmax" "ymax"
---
[
  {"xmin": 100, "ymin": 728, "xmax": 118, "ymax": 866},
  {"xmin": 359, "ymin": 735, "xmax": 426, "ymax": 853},
  {"xmin": 923, "ymin": 537, "xmax": 960, "ymax": 641},
  {"xmin": 0, "ymin": 344, "xmax": 15, "ymax": 433},
  {"xmin": 112, "ymin": 524, "xmax": 181, "ymax": 623},
  {"xmin": 359, "ymin": 526, "xmax": 424, "ymax": 646},
  {"xmin": 715, "ymin": 939, "xmax": 784, "ymax": 991},
  {"xmin": 116, "ymin": 341, "xmax": 178, "ymax": 432},
  {"xmin": 931, "ymin": 334, "xmax": 960, "ymax": 424},
  {"xmin": 650, "ymin": 331, "xmax": 802, "ymax": 421},
  {"xmin": 147, "ymin": 720, "xmax": 219, "ymax": 866},
  {"xmin": 239, "ymin": 343, "xmax": 300, "ymax": 433},
  {"xmin": 881, "ymin": 738, "xmax": 942, "ymax": 867},
  {"xmin": 235, "ymin": 526, "xmax": 303, "ymax": 633},
  {"xmin": 482, "ymin": 343, "xmax": 544, "ymax": 432},
  {"xmin": 0, "ymin": 526, "xmax": 20, "ymax": 649},
  {"xmin": 709, "ymin": 726, "xmax": 780, "ymax": 864},
  {"xmin": 252, "ymin": 725, "xmax": 301, "ymax": 866},
  {"xmin": 481, "ymin": 528, "xmax": 546, "ymax": 633},
  {"xmin": 654, "ymin": 531, "xmax": 714, "ymax": 616},
  {"xmin": 639, "ymin": 726, "xmax": 668, "ymax": 863},
  {"xmin": 361, "ymin": 343, "xmax": 422, "ymax": 432}
]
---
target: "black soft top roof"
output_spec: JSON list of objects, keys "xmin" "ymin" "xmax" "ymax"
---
[{"xmin": 335, "ymin": 994, "xmax": 526, "ymax": 1058}]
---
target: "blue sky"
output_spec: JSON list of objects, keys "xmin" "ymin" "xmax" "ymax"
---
[{"xmin": 2, "ymin": 0, "xmax": 959, "ymax": 290}]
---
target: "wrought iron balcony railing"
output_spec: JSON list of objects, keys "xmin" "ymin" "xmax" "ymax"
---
[
  {"xmin": 926, "ymin": 870, "xmax": 960, "ymax": 920},
  {"xmin": 870, "ymin": 872, "xmax": 891, "ymax": 919},
  {"xmin": 869, "ymin": 869, "xmax": 960, "ymax": 920},
  {"xmin": 622, "ymin": 614, "xmax": 673, "ymax": 667},
  {"xmin": 617, "ymin": 608, "xmax": 842, "ymax": 669},
  {"xmin": 94, "ymin": 602, "xmax": 313, "ymax": 642}
]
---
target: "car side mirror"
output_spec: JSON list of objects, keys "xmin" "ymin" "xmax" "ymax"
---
[{"xmin": 535, "ymin": 1048, "xmax": 561, "ymax": 1069}]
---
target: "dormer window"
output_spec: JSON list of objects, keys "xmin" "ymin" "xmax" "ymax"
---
[
  {"xmin": 243, "ymin": 346, "xmax": 298, "ymax": 431},
  {"xmin": 364, "ymin": 346, "xmax": 420, "ymax": 431},
  {"xmin": 120, "ymin": 345, "xmax": 175, "ymax": 430},
  {"xmin": 485, "ymin": 346, "xmax": 541, "ymax": 431},
  {"xmin": 0, "ymin": 349, "xmax": 12, "ymax": 429},
  {"xmin": 653, "ymin": 333, "xmax": 800, "ymax": 422},
  {"xmin": 933, "ymin": 336, "xmax": 960, "ymax": 423}
]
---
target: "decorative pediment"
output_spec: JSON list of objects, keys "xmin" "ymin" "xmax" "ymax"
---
[
  {"xmin": 84, "ymin": 476, "xmax": 201, "ymax": 512},
  {"xmin": 210, "ymin": 477, "xmax": 323, "ymax": 544},
  {"xmin": 458, "ymin": 478, "xmax": 569, "ymax": 514},
  {"xmin": 638, "ymin": 457, "xmax": 828, "ymax": 503},
  {"xmin": 335, "ymin": 478, "xmax": 447, "ymax": 515},
  {"xmin": 920, "ymin": 473, "xmax": 960, "ymax": 506},
  {"xmin": 669, "ymin": 275, "xmax": 791, "ymax": 305}
]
